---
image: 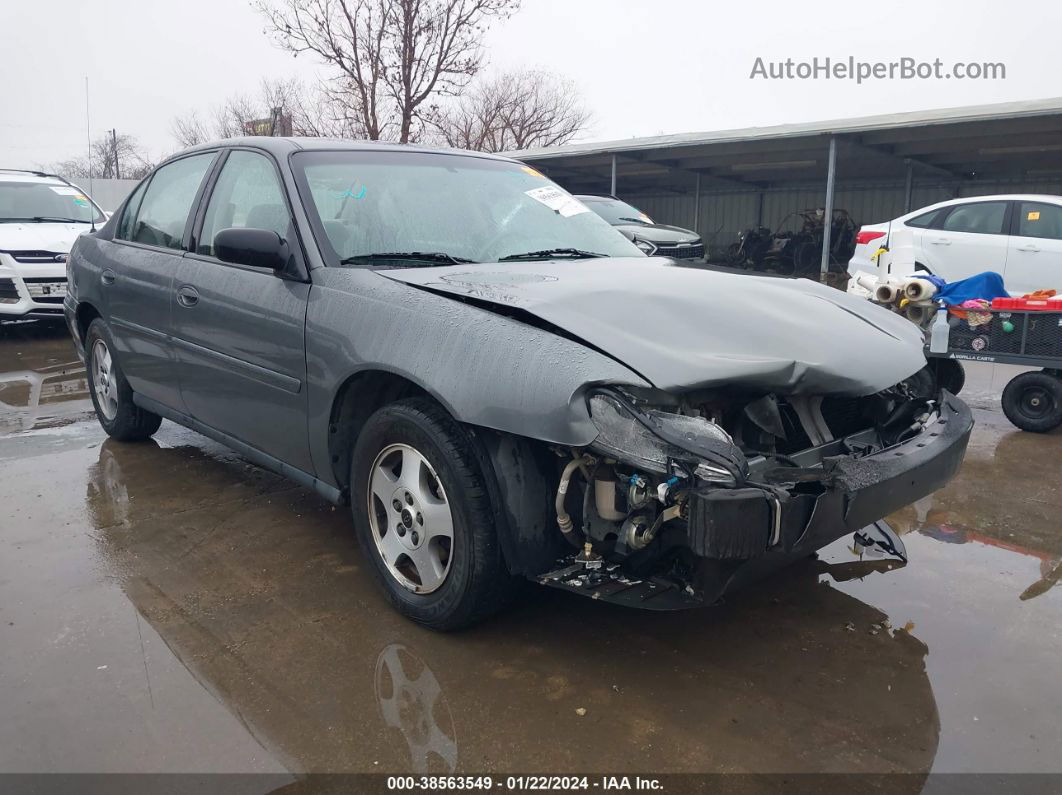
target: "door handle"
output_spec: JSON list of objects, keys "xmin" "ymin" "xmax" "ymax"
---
[
  {"xmin": 176, "ymin": 285, "xmax": 200, "ymax": 307},
  {"xmin": 1016, "ymin": 244, "xmax": 1040, "ymax": 253},
  {"xmin": 930, "ymin": 238, "xmax": 952, "ymax": 246},
  {"xmin": 101, "ymin": 269, "xmax": 116, "ymax": 285}
]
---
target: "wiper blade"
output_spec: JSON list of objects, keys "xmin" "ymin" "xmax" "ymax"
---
[
  {"xmin": 340, "ymin": 251, "xmax": 477, "ymax": 266},
  {"xmin": 2, "ymin": 216, "xmax": 92, "ymax": 224},
  {"xmin": 498, "ymin": 247, "xmax": 607, "ymax": 261},
  {"xmin": 617, "ymin": 217, "xmax": 650, "ymax": 225}
]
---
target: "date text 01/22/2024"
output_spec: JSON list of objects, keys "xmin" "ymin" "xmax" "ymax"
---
[{"xmin": 386, "ymin": 776, "xmax": 664, "ymax": 791}]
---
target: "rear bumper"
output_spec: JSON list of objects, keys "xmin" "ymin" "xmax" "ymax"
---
[
  {"xmin": 688, "ymin": 391, "xmax": 973, "ymax": 563},
  {"xmin": 63, "ymin": 295, "xmax": 86, "ymax": 360}
]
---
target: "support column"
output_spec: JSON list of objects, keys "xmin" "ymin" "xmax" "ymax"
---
[
  {"xmin": 610, "ymin": 154, "xmax": 617, "ymax": 197},
  {"xmin": 819, "ymin": 136, "xmax": 837, "ymax": 284},
  {"xmin": 693, "ymin": 173, "xmax": 701, "ymax": 233},
  {"xmin": 904, "ymin": 159, "xmax": 914, "ymax": 213}
]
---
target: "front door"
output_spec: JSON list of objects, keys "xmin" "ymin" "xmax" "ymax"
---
[
  {"xmin": 104, "ymin": 152, "xmax": 217, "ymax": 411},
  {"xmin": 172, "ymin": 149, "xmax": 313, "ymax": 473},
  {"xmin": 1005, "ymin": 200, "xmax": 1062, "ymax": 296},
  {"xmin": 923, "ymin": 200, "xmax": 1010, "ymax": 283}
]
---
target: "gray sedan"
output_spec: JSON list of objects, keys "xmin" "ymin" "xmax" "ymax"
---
[{"xmin": 64, "ymin": 138, "xmax": 972, "ymax": 629}]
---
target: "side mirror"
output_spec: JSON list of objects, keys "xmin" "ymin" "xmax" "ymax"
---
[{"xmin": 213, "ymin": 228, "xmax": 290, "ymax": 273}]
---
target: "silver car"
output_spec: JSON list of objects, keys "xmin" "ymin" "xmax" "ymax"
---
[{"xmin": 64, "ymin": 138, "xmax": 973, "ymax": 629}]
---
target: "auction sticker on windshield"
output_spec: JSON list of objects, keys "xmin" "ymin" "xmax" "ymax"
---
[{"xmin": 524, "ymin": 186, "xmax": 588, "ymax": 217}]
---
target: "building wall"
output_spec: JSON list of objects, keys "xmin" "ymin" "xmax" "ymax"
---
[{"xmin": 626, "ymin": 178, "xmax": 1062, "ymax": 259}]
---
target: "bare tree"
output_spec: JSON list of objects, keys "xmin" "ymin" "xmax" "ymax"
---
[
  {"xmin": 171, "ymin": 77, "xmax": 365, "ymax": 148},
  {"xmin": 172, "ymin": 111, "xmax": 212, "ymax": 148},
  {"xmin": 255, "ymin": 0, "xmax": 520, "ymax": 143},
  {"xmin": 50, "ymin": 133, "xmax": 154, "ymax": 180},
  {"xmin": 430, "ymin": 69, "xmax": 590, "ymax": 152}
]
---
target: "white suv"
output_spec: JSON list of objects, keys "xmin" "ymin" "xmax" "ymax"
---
[
  {"xmin": 847, "ymin": 194, "xmax": 1062, "ymax": 297},
  {"xmin": 0, "ymin": 169, "xmax": 106, "ymax": 321}
]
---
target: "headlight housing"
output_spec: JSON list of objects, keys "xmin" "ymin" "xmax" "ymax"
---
[
  {"xmin": 633, "ymin": 237, "xmax": 657, "ymax": 255},
  {"xmin": 587, "ymin": 391, "xmax": 746, "ymax": 485}
]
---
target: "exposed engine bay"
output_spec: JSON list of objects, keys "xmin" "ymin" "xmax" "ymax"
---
[{"xmin": 541, "ymin": 374, "xmax": 970, "ymax": 609}]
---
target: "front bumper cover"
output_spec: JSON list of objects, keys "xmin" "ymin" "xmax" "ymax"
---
[
  {"xmin": 687, "ymin": 390, "xmax": 972, "ymax": 602},
  {"xmin": 538, "ymin": 392, "xmax": 972, "ymax": 610}
]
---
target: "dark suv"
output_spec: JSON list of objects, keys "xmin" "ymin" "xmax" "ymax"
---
[
  {"xmin": 65, "ymin": 138, "xmax": 972, "ymax": 630},
  {"xmin": 576, "ymin": 194, "xmax": 704, "ymax": 260}
]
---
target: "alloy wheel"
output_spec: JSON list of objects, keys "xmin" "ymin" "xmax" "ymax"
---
[
  {"xmin": 367, "ymin": 443, "xmax": 454, "ymax": 594},
  {"xmin": 91, "ymin": 339, "xmax": 118, "ymax": 421}
]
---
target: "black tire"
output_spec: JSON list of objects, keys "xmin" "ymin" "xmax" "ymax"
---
[
  {"xmin": 1001, "ymin": 372, "xmax": 1062, "ymax": 433},
  {"xmin": 85, "ymin": 318, "xmax": 162, "ymax": 441},
  {"xmin": 350, "ymin": 398, "xmax": 518, "ymax": 630}
]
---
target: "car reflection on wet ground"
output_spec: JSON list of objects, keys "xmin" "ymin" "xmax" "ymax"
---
[{"xmin": 0, "ymin": 321, "xmax": 1060, "ymax": 782}]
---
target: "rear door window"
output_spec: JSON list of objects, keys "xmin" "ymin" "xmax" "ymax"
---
[
  {"xmin": 128, "ymin": 153, "xmax": 216, "ymax": 250},
  {"xmin": 115, "ymin": 179, "xmax": 149, "ymax": 241},
  {"xmin": 1016, "ymin": 202, "xmax": 1062, "ymax": 240},
  {"xmin": 939, "ymin": 202, "xmax": 1007, "ymax": 235},
  {"xmin": 904, "ymin": 208, "xmax": 943, "ymax": 228}
]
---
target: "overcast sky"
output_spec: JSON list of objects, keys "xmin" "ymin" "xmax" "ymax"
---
[{"xmin": 2, "ymin": 0, "xmax": 1060, "ymax": 169}]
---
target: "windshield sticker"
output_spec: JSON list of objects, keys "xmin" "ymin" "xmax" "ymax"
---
[
  {"xmin": 520, "ymin": 165, "xmax": 546, "ymax": 179},
  {"xmin": 337, "ymin": 185, "xmax": 367, "ymax": 200},
  {"xmin": 49, "ymin": 186, "xmax": 82, "ymax": 196},
  {"xmin": 524, "ymin": 186, "xmax": 588, "ymax": 217}
]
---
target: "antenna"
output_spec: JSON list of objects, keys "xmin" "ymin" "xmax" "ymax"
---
[{"xmin": 84, "ymin": 76, "xmax": 96, "ymax": 232}]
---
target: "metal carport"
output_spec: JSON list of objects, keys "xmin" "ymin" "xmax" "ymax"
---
[{"xmin": 506, "ymin": 97, "xmax": 1062, "ymax": 278}]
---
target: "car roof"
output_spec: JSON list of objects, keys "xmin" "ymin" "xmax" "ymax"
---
[
  {"xmin": 172, "ymin": 136, "xmax": 521, "ymax": 166},
  {"xmin": 907, "ymin": 194, "xmax": 1062, "ymax": 217}
]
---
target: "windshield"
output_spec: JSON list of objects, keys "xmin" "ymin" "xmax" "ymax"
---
[
  {"xmin": 292, "ymin": 151, "xmax": 643, "ymax": 265},
  {"xmin": 0, "ymin": 180, "xmax": 104, "ymax": 224},
  {"xmin": 577, "ymin": 196, "xmax": 654, "ymax": 226}
]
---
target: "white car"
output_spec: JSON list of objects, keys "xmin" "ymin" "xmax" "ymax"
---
[
  {"xmin": 847, "ymin": 194, "xmax": 1062, "ymax": 297},
  {"xmin": 0, "ymin": 169, "xmax": 106, "ymax": 321}
]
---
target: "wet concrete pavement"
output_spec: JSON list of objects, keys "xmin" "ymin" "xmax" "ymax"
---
[{"xmin": 1, "ymin": 321, "xmax": 1060, "ymax": 780}]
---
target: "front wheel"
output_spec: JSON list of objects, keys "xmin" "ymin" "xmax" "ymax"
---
[
  {"xmin": 85, "ymin": 319, "xmax": 162, "ymax": 441},
  {"xmin": 1001, "ymin": 372, "xmax": 1062, "ymax": 433},
  {"xmin": 350, "ymin": 398, "xmax": 517, "ymax": 630}
]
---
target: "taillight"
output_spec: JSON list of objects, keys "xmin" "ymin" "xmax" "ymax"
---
[{"xmin": 855, "ymin": 229, "xmax": 886, "ymax": 246}]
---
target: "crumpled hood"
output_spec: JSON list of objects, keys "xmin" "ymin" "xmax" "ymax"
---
[
  {"xmin": 0, "ymin": 223, "xmax": 89, "ymax": 254},
  {"xmin": 615, "ymin": 223, "xmax": 700, "ymax": 245},
  {"xmin": 378, "ymin": 259, "xmax": 927, "ymax": 396}
]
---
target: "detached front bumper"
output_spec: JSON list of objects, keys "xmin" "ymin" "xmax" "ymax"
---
[{"xmin": 687, "ymin": 391, "xmax": 972, "ymax": 594}]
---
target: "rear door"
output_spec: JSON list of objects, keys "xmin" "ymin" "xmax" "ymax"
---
[
  {"xmin": 172, "ymin": 148, "xmax": 313, "ymax": 473},
  {"xmin": 1005, "ymin": 200, "xmax": 1062, "ymax": 296},
  {"xmin": 922, "ymin": 200, "xmax": 1010, "ymax": 282},
  {"xmin": 105, "ymin": 152, "xmax": 217, "ymax": 411}
]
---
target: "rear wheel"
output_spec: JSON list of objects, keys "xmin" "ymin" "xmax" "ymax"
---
[
  {"xmin": 85, "ymin": 319, "xmax": 162, "ymax": 441},
  {"xmin": 350, "ymin": 398, "xmax": 517, "ymax": 630},
  {"xmin": 1001, "ymin": 372, "xmax": 1062, "ymax": 433}
]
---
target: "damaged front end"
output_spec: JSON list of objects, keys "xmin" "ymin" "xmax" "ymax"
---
[{"xmin": 540, "ymin": 377, "xmax": 973, "ymax": 609}]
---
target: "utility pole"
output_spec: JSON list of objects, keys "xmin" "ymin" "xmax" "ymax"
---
[{"xmin": 110, "ymin": 128, "xmax": 120, "ymax": 180}]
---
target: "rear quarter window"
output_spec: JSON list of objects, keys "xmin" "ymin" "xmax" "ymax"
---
[{"xmin": 904, "ymin": 208, "xmax": 943, "ymax": 229}]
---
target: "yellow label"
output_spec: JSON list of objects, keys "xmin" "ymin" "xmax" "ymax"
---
[
  {"xmin": 1028, "ymin": 211, "xmax": 1041, "ymax": 221},
  {"xmin": 521, "ymin": 166, "xmax": 545, "ymax": 178}
]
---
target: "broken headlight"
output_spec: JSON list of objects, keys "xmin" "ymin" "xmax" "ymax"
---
[{"xmin": 587, "ymin": 390, "xmax": 747, "ymax": 485}]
